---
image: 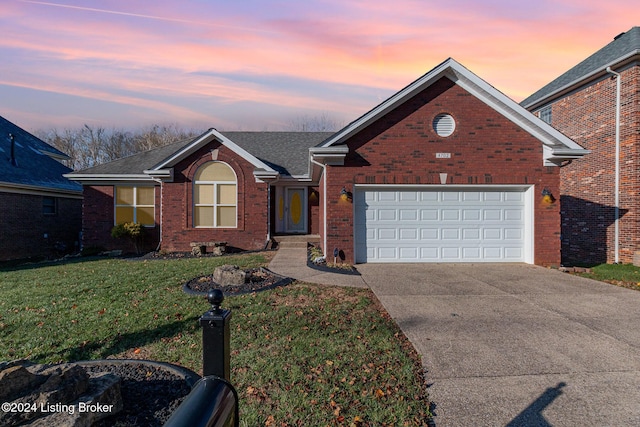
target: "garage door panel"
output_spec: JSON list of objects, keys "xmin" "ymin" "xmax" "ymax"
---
[
  {"xmin": 442, "ymin": 210, "xmax": 460, "ymax": 220},
  {"xmin": 421, "ymin": 229, "xmax": 439, "ymax": 239},
  {"xmin": 421, "ymin": 192, "xmax": 439, "ymax": 202},
  {"xmin": 355, "ymin": 188, "xmax": 528, "ymax": 263},
  {"xmin": 463, "ymin": 247, "xmax": 482, "ymax": 259},
  {"xmin": 421, "ymin": 210, "xmax": 439, "ymax": 221},
  {"xmin": 400, "ymin": 229, "xmax": 418, "ymax": 240},
  {"xmin": 400, "ymin": 191, "xmax": 418, "ymax": 201},
  {"xmin": 378, "ymin": 209, "xmax": 396, "ymax": 221},
  {"xmin": 379, "ymin": 229, "xmax": 398, "ymax": 240},
  {"xmin": 400, "ymin": 209, "xmax": 418, "ymax": 221},
  {"xmin": 378, "ymin": 247, "xmax": 398, "ymax": 259},
  {"xmin": 463, "ymin": 209, "xmax": 481, "ymax": 220},
  {"xmin": 484, "ymin": 210, "xmax": 502, "ymax": 221},
  {"xmin": 442, "ymin": 229, "xmax": 460, "ymax": 240},
  {"xmin": 421, "ymin": 247, "xmax": 439, "ymax": 260},
  {"xmin": 399, "ymin": 247, "xmax": 418, "ymax": 259}
]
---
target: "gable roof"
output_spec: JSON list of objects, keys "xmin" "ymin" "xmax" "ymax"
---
[
  {"xmin": 66, "ymin": 129, "xmax": 332, "ymax": 183},
  {"xmin": 522, "ymin": 27, "xmax": 640, "ymax": 109},
  {"xmin": 317, "ymin": 57, "xmax": 589, "ymax": 166},
  {"xmin": 0, "ymin": 116, "xmax": 81, "ymax": 195}
]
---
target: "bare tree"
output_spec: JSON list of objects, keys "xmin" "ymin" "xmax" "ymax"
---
[
  {"xmin": 37, "ymin": 124, "xmax": 199, "ymax": 171},
  {"xmin": 287, "ymin": 113, "xmax": 342, "ymax": 132}
]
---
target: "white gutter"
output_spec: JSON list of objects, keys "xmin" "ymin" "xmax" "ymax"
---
[{"xmin": 606, "ymin": 66, "xmax": 621, "ymax": 264}]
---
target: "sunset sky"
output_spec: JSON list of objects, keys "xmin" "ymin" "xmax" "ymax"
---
[{"xmin": 0, "ymin": 0, "xmax": 636, "ymax": 132}]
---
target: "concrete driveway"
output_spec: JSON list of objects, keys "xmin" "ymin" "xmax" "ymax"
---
[{"xmin": 357, "ymin": 263, "xmax": 640, "ymax": 427}]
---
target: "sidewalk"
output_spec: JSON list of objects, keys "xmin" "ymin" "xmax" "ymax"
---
[{"xmin": 268, "ymin": 241, "xmax": 368, "ymax": 288}]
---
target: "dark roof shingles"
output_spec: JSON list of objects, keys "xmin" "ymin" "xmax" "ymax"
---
[
  {"xmin": 0, "ymin": 116, "xmax": 81, "ymax": 193},
  {"xmin": 76, "ymin": 131, "xmax": 333, "ymax": 177},
  {"xmin": 522, "ymin": 27, "xmax": 640, "ymax": 107}
]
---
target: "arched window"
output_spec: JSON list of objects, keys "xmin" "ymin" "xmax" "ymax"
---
[{"xmin": 193, "ymin": 161, "xmax": 237, "ymax": 228}]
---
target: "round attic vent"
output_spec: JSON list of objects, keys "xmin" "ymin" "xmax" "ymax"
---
[{"xmin": 433, "ymin": 114, "xmax": 456, "ymax": 137}]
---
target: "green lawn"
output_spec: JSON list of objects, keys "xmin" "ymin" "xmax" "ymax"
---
[
  {"xmin": 577, "ymin": 263, "xmax": 640, "ymax": 291},
  {"xmin": 0, "ymin": 254, "xmax": 430, "ymax": 426}
]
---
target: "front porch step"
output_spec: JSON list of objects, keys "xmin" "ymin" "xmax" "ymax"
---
[{"xmin": 273, "ymin": 234, "xmax": 320, "ymax": 248}]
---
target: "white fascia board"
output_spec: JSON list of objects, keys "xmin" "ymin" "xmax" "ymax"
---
[
  {"xmin": 253, "ymin": 170, "xmax": 280, "ymax": 183},
  {"xmin": 143, "ymin": 168, "xmax": 174, "ymax": 181},
  {"xmin": 309, "ymin": 146, "xmax": 349, "ymax": 164},
  {"xmin": 63, "ymin": 173, "xmax": 156, "ymax": 185},
  {"xmin": 150, "ymin": 128, "xmax": 276, "ymax": 173}
]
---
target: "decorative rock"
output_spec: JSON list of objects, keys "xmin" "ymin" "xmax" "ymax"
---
[
  {"xmin": 191, "ymin": 245, "xmax": 206, "ymax": 256},
  {"xmin": 0, "ymin": 365, "xmax": 47, "ymax": 401},
  {"xmin": 213, "ymin": 265, "xmax": 247, "ymax": 286},
  {"xmin": 0, "ymin": 362, "xmax": 122, "ymax": 426},
  {"xmin": 189, "ymin": 241, "xmax": 227, "ymax": 256},
  {"xmin": 29, "ymin": 372, "xmax": 122, "ymax": 427}
]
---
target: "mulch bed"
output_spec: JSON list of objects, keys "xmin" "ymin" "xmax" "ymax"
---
[{"xmin": 183, "ymin": 267, "xmax": 292, "ymax": 296}]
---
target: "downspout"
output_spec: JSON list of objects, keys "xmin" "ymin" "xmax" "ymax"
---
[
  {"xmin": 606, "ymin": 66, "xmax": 621, "ymax": 263},
  {"xmin": 266, "ymin": 182, "xmax": 271, "ymax": 250},
  {"xmin": 310, "ymin": 157, "xmax": 327, "ymax": 257},
  {"xmin": 151, "ymin": 178, "xmax": 163, "ymax": 251}
]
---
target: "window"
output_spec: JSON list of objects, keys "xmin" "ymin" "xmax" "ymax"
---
[
  {"xmin": 539, "ymin": 106, "xmax": 552, "ymax": 124},
  {"xmin": 115, "ymin": 186, "xmax": 155, "ymax": 226},
  {"xmin": 194, "ymin": 162, "xmax": 237, "ymax": 228},
  {"xmin": 43, "ymin": 196, "xmax": 56, "ymax": 215}
]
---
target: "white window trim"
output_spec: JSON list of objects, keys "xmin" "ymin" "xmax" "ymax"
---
[
  {"xmin": 193, "ymin": 162, "xmax": 238, "ymax": 228},
  {"xmin": 114, "ymin": 186, "xmax": 156, "ymax": 227}
]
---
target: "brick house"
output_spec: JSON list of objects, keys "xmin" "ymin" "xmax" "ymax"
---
[
  {"xmin": 522, "ymin": 27, "xmax": 639, "ymax": 265},
  {"xmin": 67, "ymin": 58, "xmax": 588, "ymax": 265},
  {"xmin": 0, "ymin": 116, "xmax": 82, "ymax": 261}
]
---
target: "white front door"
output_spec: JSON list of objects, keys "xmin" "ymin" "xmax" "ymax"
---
[{"xmin": 286, "ymin": 188, "xmax": 306, "ymax": 233}]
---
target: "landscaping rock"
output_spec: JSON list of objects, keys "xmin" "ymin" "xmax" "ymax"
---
[
  {"xmin": 189, "ymin": 241, "xmax": 227, "ymax": 257},
  {"xmin": 213, "ymin": 265, "xmax": 247, "ymax": 286},
  {"xmin": 0, "ymin": 362, "xmax": 122, "ymax": 426},
  {"xmin": 0, "ymin": 365, "xmax": 47, "ymax": 402}
]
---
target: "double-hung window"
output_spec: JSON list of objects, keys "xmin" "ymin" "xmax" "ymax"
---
[
  {"xmin": 115, "ymin": 186, "xmax": 155, "ymax": 226},
  {"xmin": 194, "ymin": 162, "xmax": 237, "ymax": 228}
]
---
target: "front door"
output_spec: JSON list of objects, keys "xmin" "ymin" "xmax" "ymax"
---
[{"xmin": 286, "ymin": 188, "xmax": 306, "ymax": 233}]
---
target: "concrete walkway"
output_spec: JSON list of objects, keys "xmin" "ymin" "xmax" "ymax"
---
[
  {"xmin": 269, "ymin": 245, "xmax": 640, "ymax": 426},
  {"xmin": 268, "ymin": 240, "xmax": 367, "ymax": 288}
]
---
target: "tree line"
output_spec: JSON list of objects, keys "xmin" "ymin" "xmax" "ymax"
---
[
  {"xmin": 37, "ymin": 114, "xmax": 343, "ymax": 171},
  {"xmin": 36, "ymin": 124, "xmax": 198, "ymax": 171}
]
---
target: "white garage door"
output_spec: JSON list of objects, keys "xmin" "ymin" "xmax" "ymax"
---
[{"xmin": 354, "ymin": 187, "xmax": 531, "ymax": 263}]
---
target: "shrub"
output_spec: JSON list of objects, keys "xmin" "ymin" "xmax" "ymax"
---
[{"xmin": 111, "ymin": 222, "xmax": 145, "ymax": 254}]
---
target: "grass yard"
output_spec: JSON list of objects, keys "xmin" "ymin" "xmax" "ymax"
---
[
  {"xmin": 577, "ymin": 263, "xmax": 640, "ymax": 291},
  {"xmin": 0, "ymin": 254, "xmax": 430, "ymax": 426}
]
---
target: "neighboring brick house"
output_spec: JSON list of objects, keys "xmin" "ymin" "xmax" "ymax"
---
[
  {"xmin": 67, "ymin": 58, "xmax": 588, "ymax": 266},
  {"xmin": 522, "ymin": 27, "xmax": 639, "ymax": 265},
  {"xmin": 0, "ymin": 116, "xmax": 82, "ymax": 261}
]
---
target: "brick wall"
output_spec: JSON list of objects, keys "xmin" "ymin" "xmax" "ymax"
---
[
  {"xmin": 0, "ymin": 192, "xmax": 81, "ymax": 261},
  {"xmin": 160, "ymin": 141, "xmax": 269, "ymax": 252},
  {"xmin": 550, "ymin": 64, "xmax": 639, "ymax": 265},
  {"xmin": 324, "ymin": 77, "xmax": 561, "ymax": 266},
  {"xmin": 81, "ymin": 185, "xmax": 160, "ymax": 253}
]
